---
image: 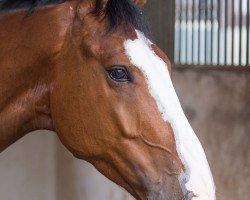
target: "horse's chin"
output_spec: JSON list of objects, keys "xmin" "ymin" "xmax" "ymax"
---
[
  {"xmin": 128, "ymin": 176, "xmax": 193, "ymax": 200},
  {"xmin": 71, "ymin": 151, "xmax": 189, "ymax": 200},
  {"xmin": 144, "ymin": 189, "xmax": 194, "ymax": 200}
]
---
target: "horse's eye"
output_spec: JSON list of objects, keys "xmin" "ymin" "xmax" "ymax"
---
[{"xmin": 107, "ymin": 66, "xmax": 133, "ymax": 82}]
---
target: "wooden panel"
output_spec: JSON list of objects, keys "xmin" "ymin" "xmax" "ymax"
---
[{"xmin": 144, "ymin": 0, "xmax": 175, "ymax": 62}]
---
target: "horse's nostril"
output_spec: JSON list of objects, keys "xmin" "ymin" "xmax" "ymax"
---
[{"xmin": 185, "ymin": 190, "xmax": 195, "ymax": 200}]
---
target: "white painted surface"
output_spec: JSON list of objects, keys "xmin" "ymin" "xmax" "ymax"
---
[
  {"xmin": 124, "ymin": 30, "xmax": 215, "ymax": 200},
  {"xmin": 0, "ymin": 131, "xmax": 57, "ymax": 200},
  {"xmin": 0, "ymin": 131, "xmax": 134, "ymax": 200},
  {"xmin": 55, "ymin": 136, "xmax": 135, "ymax": 200}
]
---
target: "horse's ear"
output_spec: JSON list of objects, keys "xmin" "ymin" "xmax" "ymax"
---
[
  {"xmin": 94, "ymin": 0, "xmax": 108, "ymax": 10},
  {"xmin": 133, "ymin": 0, "xmax": 147, "ymax": 7},
  {"xmin": 77, "ymin": 0, "xmax": 108, "ymax": 20},
  {"xmin": 95, "ymin": 0, "xmax": 147, "ymax": 8}
]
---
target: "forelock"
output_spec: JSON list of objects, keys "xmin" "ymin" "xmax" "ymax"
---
[
  {"xmin": 93, "ymin": 0, "xmax": 150, "ymax": 37},
  {"xmin": 0, "ymin": 0, "xmax": 151, "ymax": 37}
]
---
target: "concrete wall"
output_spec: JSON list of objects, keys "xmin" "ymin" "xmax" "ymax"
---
[
  {"xmin": 172, "ymin": 68, "xmax": 250, "ymax": 200},
  {"xmin": 54, "ymin": 136, "xmax": 134, "ymax": 200},
  {"xmin": 0, "ymin": 132, "xmax": 134, "ymax": 200},
  {"xmin": 0, "ymin": 132, "xmax": 57, "ymax": 200}
]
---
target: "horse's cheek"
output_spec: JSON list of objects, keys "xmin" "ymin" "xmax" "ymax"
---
[{"xmin": 118, "ymin": 108, "xmax": 139, "ymax": 139}]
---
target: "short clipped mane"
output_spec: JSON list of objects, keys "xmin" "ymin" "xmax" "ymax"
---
[
  {"xmin": 94, "ymin": 0, "xmax": 150, "ymax": 36},
  {"xmin": 0, "ymin": 0, "xmax": 150, "ymax": 36},
  {"xmin": 0, "ymin": 0, "xmax": 65, "ymax": 11}
]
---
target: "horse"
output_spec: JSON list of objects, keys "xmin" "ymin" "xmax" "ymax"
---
[{"xmin": 0, "ymin": 0, "xmax": 216, "ymax": 199}]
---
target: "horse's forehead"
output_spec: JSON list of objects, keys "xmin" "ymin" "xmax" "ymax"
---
[
  {"xmin": 123, "ymin": 30, "xmax": 168, "ymax": 82},
  {"xmin": 99, "ymin": 30, "xmax": 137, "ymax": 48},
  {"xmin": 89, "ymin": 30, "xmax": 137, "ymax": 62}
]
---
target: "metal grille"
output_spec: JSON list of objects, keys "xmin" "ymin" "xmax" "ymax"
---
[{"xmin": 175, "ymin": 0, "xmax": 250, "ymax": 67}]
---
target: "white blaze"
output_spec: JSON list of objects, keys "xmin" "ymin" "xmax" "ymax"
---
[{"xmin": 124, "ymin": 30, "xmax": 216, "ymax": 200}]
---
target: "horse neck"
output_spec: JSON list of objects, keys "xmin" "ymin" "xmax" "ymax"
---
[{"xmin": 0, "ymin": 3, "xmax": 75, "ymax": 152}]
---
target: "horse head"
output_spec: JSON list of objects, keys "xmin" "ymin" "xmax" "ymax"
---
[{"xmin": 50, "ymin": 0, "xmax": 216, "ymax": 199}]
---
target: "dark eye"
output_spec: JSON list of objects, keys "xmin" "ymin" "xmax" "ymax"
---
[{"xmin": 107, "ymin": 66, "xmax": 133, "ymax": 82}]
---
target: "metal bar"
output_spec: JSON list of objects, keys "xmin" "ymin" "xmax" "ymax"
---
[
  {"xmin": 218, "ymin": 0, "xmax": 221, "ymax": 65},
  {"xmin": 239, "ymin": 0, "xmax": 242, "ymax": 65},
  {"xmin": 192, "ymin": 0, "xmax": 195, "ymax": 64},
  {"xmin": 247, "ymin": 0, "xmax": 250, "ymax": 66},
  {"xmin": 205, "ymin": 0, "xmax": 207, "ymax": 64},
  {"xmin": 198, "ymin": 0, "xmax": 201, "ymax": 64},
  {"xmin": 211, "ymin": 0, "xmax": 214, "ymax": 64},
  {"xmin": 185, "ymin": 0, "xmax": 188, "ymax": 63},
  {"xmin": 174, "ymin": 0, "xmax": 178, "ymax": 63},
  {"xmin": 174, "ymin": 64, "xmax": 250, "ymax": 71},
  {"xmin": 232, "ymin": 0, "xmax": 235, "ymax": 65},
  {"xmin": 173, "ymin": 0, "xmax": 250, "ymax": 67},
  {"xmin": 178, "ymin": 0, "xmax": 182, "ymax": 64},
  {"xmin": 225, "ymin": 0, "xmax": 228, "ymax": 65}
]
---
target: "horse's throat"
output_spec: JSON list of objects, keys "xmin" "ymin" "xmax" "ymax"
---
[
  {"xmin": 0, "ymin": 81, "xmax": 54, "ymax": 152},
  {"xmin": 0, "ymin": 4, "xmax": 75, "ymax": 152}
]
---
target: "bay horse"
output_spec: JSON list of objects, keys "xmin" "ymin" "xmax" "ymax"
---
[{"xmin": 0, "ymin": 0, "xmax": 216, "ymax": 199}]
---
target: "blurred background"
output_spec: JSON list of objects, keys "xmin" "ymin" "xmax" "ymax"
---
[{"xmin": 0, "ymin": 0, "xmax": 250, "ymax": 200}]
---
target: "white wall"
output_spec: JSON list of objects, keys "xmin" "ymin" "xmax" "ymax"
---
[
  {"xmin": 0, "ymin": 131, "xmax": 134, "ymax": 200},
  {"xmin": 0, "ymin": 132, "xmax": 56, "ymax": 200}
]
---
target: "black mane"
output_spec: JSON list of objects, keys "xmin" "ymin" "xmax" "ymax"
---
[
  {"xmin": 94, "ymin": 0, "xmax": 150, "ymax": 35},
  {"xmin": 0, "ymin": 0, "xmax": 150, "ymax": 36},
  {"xmin": 0, "ymin": 0, "xmax": 64, "ymax": 11}
]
